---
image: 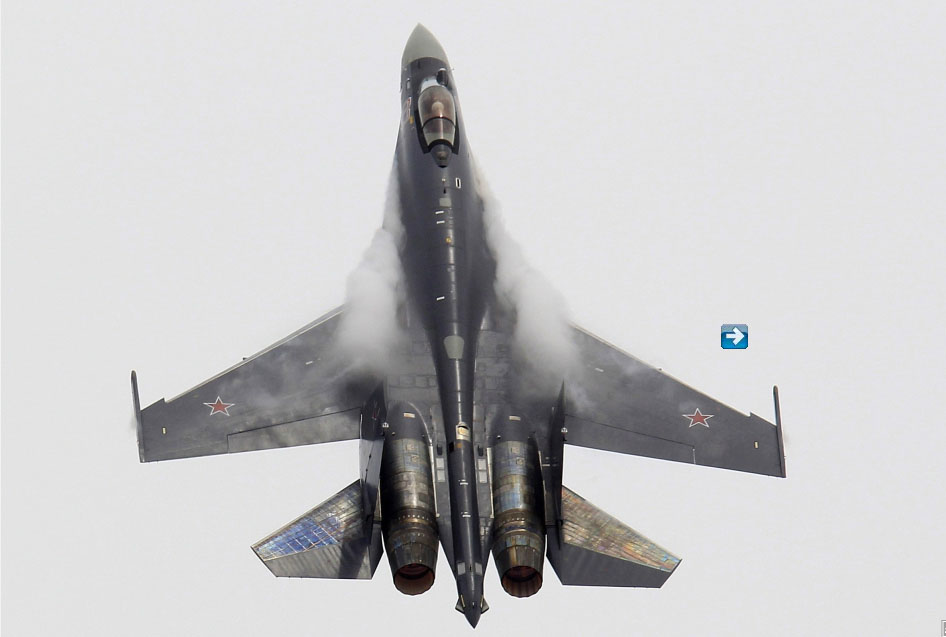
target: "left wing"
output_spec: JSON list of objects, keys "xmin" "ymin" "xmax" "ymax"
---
[
  {"xmin": 133, "ymin": 307, "xmax": 375, "ymax": 462},
  {"xmin": 563, "ymin": 325, "xmax": 786, "ymax": 478}
]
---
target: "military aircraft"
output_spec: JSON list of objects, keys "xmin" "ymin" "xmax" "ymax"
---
[{"xmin": 132, "ymin": 24, "xmax": 786, "ymax": 628}]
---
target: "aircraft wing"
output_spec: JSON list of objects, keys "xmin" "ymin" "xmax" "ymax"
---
[
  {"xmin": 133, "ymin": 307, "xmax": 375, "ymax": 462},
  {"xmin": 563, "ymin": 325, "xmax": 786, "ymax": 478}
]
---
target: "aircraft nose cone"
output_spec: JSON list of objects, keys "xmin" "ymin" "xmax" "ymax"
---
[{"xmin": 402, "ymin": 23, "xmax": 449, "ymax": 67}]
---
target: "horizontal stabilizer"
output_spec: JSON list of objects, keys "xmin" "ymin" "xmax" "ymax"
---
[
  {"xmin": 252, "ymin": 480, "xmax": 383, "ymax": 579},
  {"xmin": 547, "ymin": 486, "xmax": 680, "ymax": 588}
]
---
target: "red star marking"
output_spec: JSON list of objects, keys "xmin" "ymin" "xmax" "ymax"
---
[
  {"xmin": 683, "ymin": 408, "xmax": 714, "ymax": 428},
  {"xmin": 204, "ymin": 396, "xmax": 235, "ymax": 416}
]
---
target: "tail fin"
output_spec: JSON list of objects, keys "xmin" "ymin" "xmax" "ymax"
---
[
  {"xmin": 546, "ymin": 486, "xmax": 680, "ymax": 588},
  {"xmin": 252, "ymin": 480, "xmax": 383, "ymax": 579}
]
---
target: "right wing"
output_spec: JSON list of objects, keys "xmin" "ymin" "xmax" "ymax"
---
[
  {"xmin": 564, "ymin": 325, "xmax": 786, "ymax": 478},
  {"xmin": 133, "ymin": 307, "xmax": 375, "ymax": 462}
]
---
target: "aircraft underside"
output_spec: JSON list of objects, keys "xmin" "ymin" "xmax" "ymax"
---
[{"xmin": 132, "ymin": 24, "xmax": 785, "ymax": 629}]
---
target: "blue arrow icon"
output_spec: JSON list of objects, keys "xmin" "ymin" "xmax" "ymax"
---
[{"xmin": 721, "ymin": 324, "xmax": 749, "ymax": 349}]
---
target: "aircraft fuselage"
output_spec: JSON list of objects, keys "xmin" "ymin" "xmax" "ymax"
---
[{"xmin": 394, "ymin": 35, "xmax": 495, "ymax": 626}]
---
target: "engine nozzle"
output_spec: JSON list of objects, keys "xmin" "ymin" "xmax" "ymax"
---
[
  {"xmin": 394, "ymin": 562, "xmax": 435, "ymax": 596},
  {"xmin": 380, "ymin": 414, "xmax": 439, "ymax": 596},
  {"xmin": 490, "ymin": 438, "xmax": 546, "ymax": 598}
]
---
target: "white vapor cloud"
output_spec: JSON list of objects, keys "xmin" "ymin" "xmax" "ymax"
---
[
  {"xmin": 474, "ymin": 163, "xmax": 579, "ymax": 397},
  {"xmin": 333, "ymin": 163, "xmax": 406, "ymax": 376}
]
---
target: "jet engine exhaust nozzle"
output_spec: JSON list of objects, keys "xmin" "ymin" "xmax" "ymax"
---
[
  {"xmin": 490, "ymin": 438, "xmax": 546, "ymax": 598},
  {"xmin": 380, "ymin": 422, "xmax": 439, "ymax": 596},
  {"xmin": 502, "ymin": 565, "xmax": 543, "ymax": 598},
  {"xmin": 394, "ymin": 562, "xmax": 435, "ymax": 596}
]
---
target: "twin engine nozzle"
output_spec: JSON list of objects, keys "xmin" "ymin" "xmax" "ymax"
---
[{"xmin": 378, "ymin": 408, "xmax": 547, "ymax": 599}]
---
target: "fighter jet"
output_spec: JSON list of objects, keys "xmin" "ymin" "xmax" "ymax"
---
[{"xmin": 131, "ymin": 24, "xmax": 785, "ymax": 628}]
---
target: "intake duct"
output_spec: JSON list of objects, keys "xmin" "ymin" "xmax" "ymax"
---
[
  {"xmin": 490, "ymin": 438, "xmax": 545, "ymax": 598},
  {"xmin": 379, "ymin": 408, "xmax": 439, "ymax": 595}
]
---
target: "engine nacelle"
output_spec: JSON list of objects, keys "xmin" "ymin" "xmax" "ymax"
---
[
  {"xmin": 379, "ymin": 409, "xmax": 439, "ymax": 595},
  {"xmin": 490, "ymin": 438, "xmax": 545, "ymax": 597}
]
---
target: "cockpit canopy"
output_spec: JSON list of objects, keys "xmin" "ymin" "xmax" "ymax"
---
[{"xmin": 417, "ymin": 82, "xmax": 456, "ymax": 149}]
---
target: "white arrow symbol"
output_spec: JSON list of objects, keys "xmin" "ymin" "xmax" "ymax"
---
[{"xmin": 726, "ymin": 327, "xmax": 745, "ymax": 345}]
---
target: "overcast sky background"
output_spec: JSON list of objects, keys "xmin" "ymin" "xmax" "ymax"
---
[{"xmin": 4, "ymin": 2, "xmax": 945, "ymax": 635}]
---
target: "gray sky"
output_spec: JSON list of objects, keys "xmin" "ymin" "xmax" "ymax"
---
[{"xmin": 4, "ymin": 2, "xmax": 945, "ymax": 635}]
